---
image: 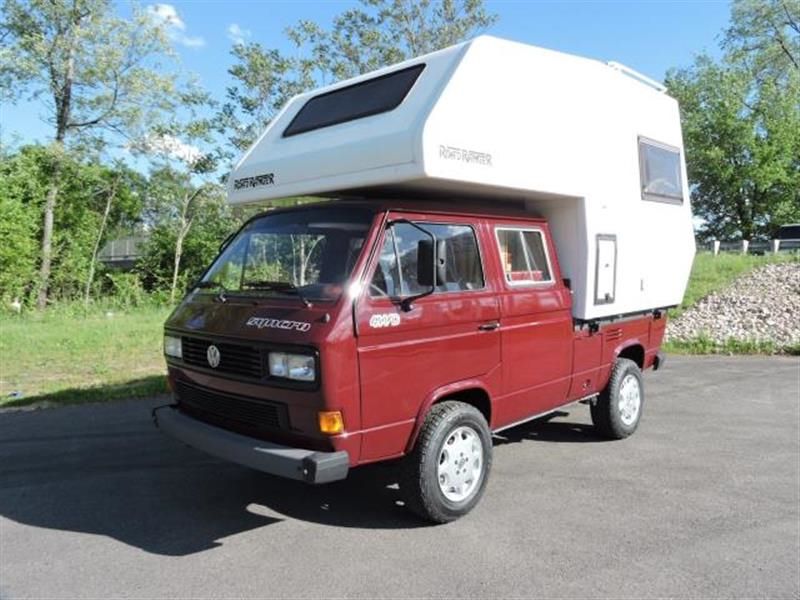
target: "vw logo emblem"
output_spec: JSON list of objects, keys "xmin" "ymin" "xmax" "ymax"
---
[{"xmin": 206, "ymin": 345, "xmax": 221, "ymax": 368}]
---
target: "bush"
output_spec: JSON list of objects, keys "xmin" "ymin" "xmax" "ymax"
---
[{"xmin": 104, "ymin": 272, "xmax": 147, "ymax": 309}]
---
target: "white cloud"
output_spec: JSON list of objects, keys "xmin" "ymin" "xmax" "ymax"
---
[
  {"xmin": 139, "ymin": 134, "xmax": 203, "ymax": 165},
  {"xmin": 227, "ymin": 23, "xmax": 251, "ymax": 46},
  {"xmin": 178, "ymin": 35, "xmax": 206, "ymax": 48},
  {"xmin": 147, "ymin": 4, "xmax": 185, "ymax": 30},
  {"xmin": 147, "ymin": 4, "xmax": 206, "ymax": 49}
]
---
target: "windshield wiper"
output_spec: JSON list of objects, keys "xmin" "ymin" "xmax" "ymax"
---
[
  {"xmin": 241, "ymin": 280, "xmax": 313, "ymax": 307},
  {"xmin": 194, "ymin": 280, "xmax": 228, "ymax": 303}
]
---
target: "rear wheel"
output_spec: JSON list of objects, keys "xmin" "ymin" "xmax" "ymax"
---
[
  {"xmin": 591, "ymin": 358, "xmax": 644, "ymax": 439},
  {"xmin": 400, "ymin": 401, "xmax": 492, "ymax": 523}
]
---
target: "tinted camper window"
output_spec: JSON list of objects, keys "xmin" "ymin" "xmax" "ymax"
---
[
  {"xmin": 639, "ymin": 137, "xmax": 683, "ymax": 203},
  {"xmin": 283, "ymin": 64, "xmax": 425, "ymax": 137}
]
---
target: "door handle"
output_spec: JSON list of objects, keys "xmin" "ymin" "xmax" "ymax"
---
[{"xmin": 478, "ymin": 321, "xmax": 500, "ymax": 331}]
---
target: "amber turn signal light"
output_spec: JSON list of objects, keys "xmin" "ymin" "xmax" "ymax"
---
[{"xmin": 318, "ymin": 410, "xmax": 344, "ymax": 435}]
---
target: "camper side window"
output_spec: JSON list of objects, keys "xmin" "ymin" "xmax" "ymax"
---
[
  {"xmin": 639, "ymin": 137, "xmax": 683, "ymax": 203},
  {"xmin": 495, "ymin": 228, "xmax": 553, "ymax": 286}
]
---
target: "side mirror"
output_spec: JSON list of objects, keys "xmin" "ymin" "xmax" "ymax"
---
[
  {"xmin": 387, "ymin": 218, "xmax": 443, "ymax": 312},
  {"xmin": 417, "ymin": 239, "xmax": 447, "ymax": 288}
]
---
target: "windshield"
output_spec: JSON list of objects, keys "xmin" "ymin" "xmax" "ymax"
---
[{"xmin": 199, "ymin": 205, "xmax": 374, "ymax": 302}]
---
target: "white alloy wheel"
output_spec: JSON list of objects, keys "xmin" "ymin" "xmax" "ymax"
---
[
  {"xmin": 437, "ymin": 425, "xmax": 484, "ymax": 502},
  {"xmin": 618, "ymin": 373, "xmax": 642, "ymax": 426}
]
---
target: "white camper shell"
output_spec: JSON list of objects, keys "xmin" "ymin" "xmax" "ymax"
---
[{"xmin": 227, "ymin": 36, "xmax": 695, "ymax": 321}]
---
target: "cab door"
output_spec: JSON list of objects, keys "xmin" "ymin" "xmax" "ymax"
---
[
  {"xmin": 488, "ymin": 223, "xmax": 573, "ymax": 427},
  {"xmin": 355, "ymin": 214, "xmax": 501, "ymax": 461}
]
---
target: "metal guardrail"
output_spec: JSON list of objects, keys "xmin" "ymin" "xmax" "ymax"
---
[{"xmin": 704, "ymin": 239, "xmax": 800, "ymax": 255}]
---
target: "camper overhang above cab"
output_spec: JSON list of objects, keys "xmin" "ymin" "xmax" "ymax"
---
[{"xmin": 226, "ymin": 35, "xmax": 695, "ymax": 322}]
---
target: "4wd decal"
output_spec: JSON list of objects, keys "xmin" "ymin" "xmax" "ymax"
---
[
  {"xmin": 369, "ymin": 313, "xmax": 401, "ymax": 328},
  {"xmin": 246, "ymin": 316, "xmax": 311, "ymax": 332}
]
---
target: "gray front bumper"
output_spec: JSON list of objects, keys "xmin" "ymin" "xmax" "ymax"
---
[{"xmin": 153, "ymin": 406, "xmax": 349, "ymax": 484}]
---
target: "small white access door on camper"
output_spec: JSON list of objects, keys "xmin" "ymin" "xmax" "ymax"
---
[{"xmin": 595, "ymin": 235, "xmax": 617, "ymax": 306}]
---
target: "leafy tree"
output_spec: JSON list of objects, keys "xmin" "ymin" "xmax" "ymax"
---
[
  {"xmin": 666, "ymin": 0, "xmax": 800, "ymax": 242},
  {"xmin": 0, "ymin": 147, "xmax": 41, "ymax": 301},
  {"xmin": 137, "ymin": 171, "xmax": 236, "ymax": 297},
  {"xmin": 1, "ymin": 0, "xmax": 179, "ymax": 308},
  {"xmin": 133, "ymin": 87, "xmax": 232, "ymax": 302},
  {"xmin": 668, "ymin": 61, "xmax": 800, "ymax": 241},
  {"xmin": 222, "ymin": 44, "xmax": 314, "ymax": 153},
  {"xmin": 288, "ymin": 0, "xmax": 498, "ymax": 81},
  {"xmin": 83, "ymin": 162, "xmax": 145, "ymax": 304},
  {"xmin": 0, "ymin": 146, "xmax": 143, "ymax": 303},
  {"xmin": 222, "ymin": 0, "xmax": 497, "ymax": 151},
  {"xmin": 723, "ymin": 0, "xmax": 800, "ymax": 80}
]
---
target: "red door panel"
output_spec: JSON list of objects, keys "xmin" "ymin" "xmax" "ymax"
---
[
  {"xmin": 487, "ymin": 221, "xmax": 574, "ymax": 427},
  {"xmin": 355, "ymin": 214, "xmax": 501, "ymax": 461}
]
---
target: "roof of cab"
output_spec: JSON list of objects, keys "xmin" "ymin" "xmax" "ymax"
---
[{"xmin": 246, "ymin": 198, "xmax": 549, "ymax": 223}]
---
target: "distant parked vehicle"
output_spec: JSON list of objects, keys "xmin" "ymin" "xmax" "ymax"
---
[{"xmin": 776, "ymin": 224, "xmax": 800, "ymax": 251}]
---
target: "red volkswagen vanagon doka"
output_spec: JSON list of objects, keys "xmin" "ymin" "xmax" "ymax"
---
[
  {"xmin": 154, "ymin": 36, "xmax": 693, "ymax": 522},
  {"xmin": 155, "ymin": 199, "xmax": 666, "ymax": 522}
]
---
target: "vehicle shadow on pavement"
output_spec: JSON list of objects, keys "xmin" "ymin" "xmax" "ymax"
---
[
  {"xmin": 492, "ymin": 410, "xmax": 610, "ymax": 446},
  {"xmin": 0, "ymin": 403, "xmax": 603, "ymax": 556}
]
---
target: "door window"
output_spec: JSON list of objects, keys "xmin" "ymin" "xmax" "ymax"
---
[
  {"xmin": 369, "ymin": 222, "xmax": 484, "ymax": 297},
  {"xmin": 495, "ymin": 228, "xmax": 553, "ymax": 285}
]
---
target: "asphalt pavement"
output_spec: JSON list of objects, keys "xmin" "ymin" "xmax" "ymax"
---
[{"xmin": 1, "ymin": 356, "xmax": 798, "ymax": 598}]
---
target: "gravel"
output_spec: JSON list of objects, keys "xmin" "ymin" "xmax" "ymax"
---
[{"xmin": 667, "ymin": 262, "xmax": 800, "ymax": 350}]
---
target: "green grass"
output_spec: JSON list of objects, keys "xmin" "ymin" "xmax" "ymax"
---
[
  {"xmin": 670, "ymin": 251, "xmax": 797, "ymax": 318},
  {"xmin": 1, "ymin": 305, "xmax": 172, "ymax": 408},
  {"xmin": 2, "ymin": 252, "xmax": 796, "ymax": 409},
  {"xmin": 663, "ymin": 336, "xmax": 779, "ymax": 355}
]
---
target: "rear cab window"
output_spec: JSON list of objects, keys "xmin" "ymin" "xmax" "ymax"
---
[
  {"xmin": 495, "ymin": 227, "xmax": 553, "ymax": 286},
  {"xmin": 369, "ymin": 222, "xmax": 484, "ymax": 298}
]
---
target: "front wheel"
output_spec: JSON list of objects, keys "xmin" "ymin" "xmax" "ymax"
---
[
  {"xmin": 591, "ymin": 358, "xmax": 644, "ymax": 439},
  {"xmin": 400, "ymin": 401, "xmax": 492, "ymax": 523}
]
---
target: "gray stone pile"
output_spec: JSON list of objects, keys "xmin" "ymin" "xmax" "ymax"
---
[{"xmin": 666, "ymin": 262, "xmax": 800, "ymax": 350}]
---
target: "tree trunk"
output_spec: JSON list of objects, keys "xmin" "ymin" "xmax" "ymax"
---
[
  {"xmin": 169, "ymin": 187, "xmax": 206, "ymax": 302},
  {"xmin": 291, "ymin": 234, "xmax": 298, "ymax": 284},
  {"xmin": 733, "ymin": 192, "xmax": 753, "ymax": 241},
  {"xmin": 36, "ymin": 167, "xmax": 61, "ymax": 310},
  {"xmin": 170, "ymin": 193, "xmax": 192, "ymax": 303},
  {"xmin": 84, "ymin": 180, "xmax": 117, "ymax": 306},
  {"xmin": 38, "ymin": 16, "xmax": 76, "ymax": 310},
  {"xmin": 170, "ymin": 228, "xmax": 185, "ymax": 304},
  {"xmin": 299, "ymin": 236, "xmax": 306, "ymax": 286}
]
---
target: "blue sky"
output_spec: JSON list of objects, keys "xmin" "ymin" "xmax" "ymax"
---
[{"xmin": 2, "ymin": 0, "xmax": 731, "ymax": 148}]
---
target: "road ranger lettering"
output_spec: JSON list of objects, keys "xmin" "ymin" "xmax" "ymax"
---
[
  {"xmin": 233, "ymin": 172, "xmax": 275, "ymax": 190},
  {"xmin": 439, "ymin": 145, "xmax": 492, "ymax": 166}
]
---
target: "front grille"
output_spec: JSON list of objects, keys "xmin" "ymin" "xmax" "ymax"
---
[
  {"xmin": 181, "ymin": 336, "xmax": 263, "ymax": 379},
  {"xmin": 176, "ymin": 381, "xmax": 289, "ymax": 433}
]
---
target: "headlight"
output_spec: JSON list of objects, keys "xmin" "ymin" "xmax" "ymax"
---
[
  {"xmin": 164, "ymin": 335, "xmax": 182, "ymax": 359},
  {"xmin": 268, "ymin": 352, "xmax": 316, "ymax": 382}
]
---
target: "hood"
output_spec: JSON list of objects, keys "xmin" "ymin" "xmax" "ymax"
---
[{"xmin": 165, "ymin": 292, "xmax": 341, "ymax": 346}]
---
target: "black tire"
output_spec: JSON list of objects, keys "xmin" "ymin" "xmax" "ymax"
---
[
  {"xmin": 400, "ymin": 401, "xmax": 492, "ymax": 524},
  {"xmin": 591, "ymin": 358, "xmax": 644, "ymax": 439}
]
